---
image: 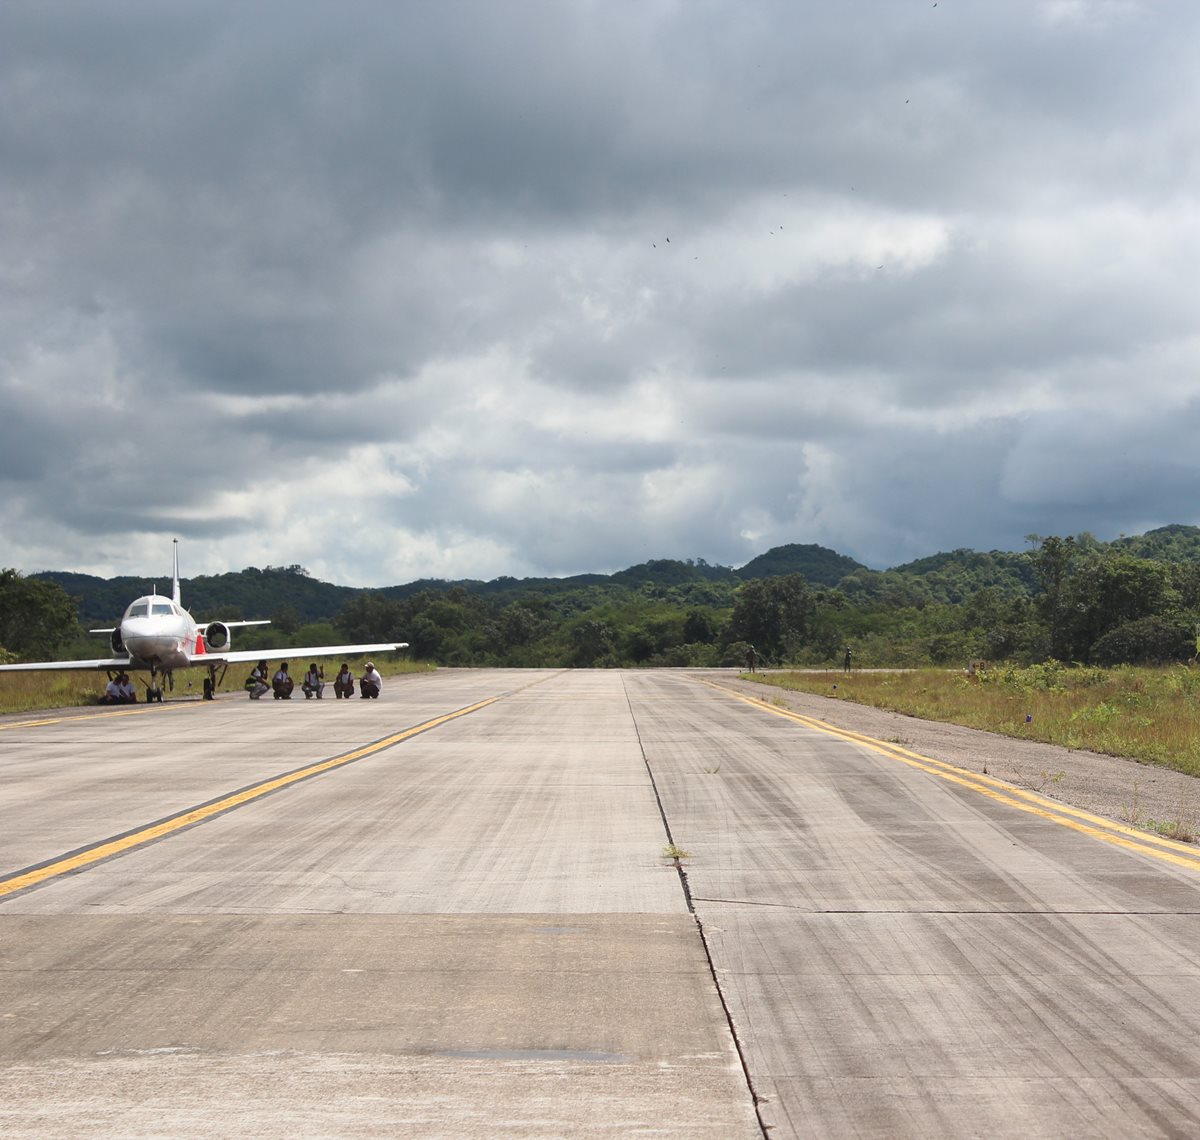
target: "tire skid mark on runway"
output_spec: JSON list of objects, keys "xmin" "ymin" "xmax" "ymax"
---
[
  {"xmin": 0, "ymin": 702, "xmax": 206, "ymax": 731},
  {"xmin": 702, "ymin": 679, "xmax": 1200, "ymax": 873},
  {"xmin": 0, "ymin": 697, "xmax": 501, "ymax": 902}
]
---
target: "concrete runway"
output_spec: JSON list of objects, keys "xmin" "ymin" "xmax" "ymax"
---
[{"xmin": 2, "ymin": 669, "xmax": 1200, "ymax": 1137}]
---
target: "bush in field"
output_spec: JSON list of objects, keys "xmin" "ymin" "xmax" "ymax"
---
[
  {"xmin": 570, "ymin": 619, "xmax": 616, "ymax": 667},
  {"xmin": 982, "ymin": 661, "xmax": 1074, "ymax": 693},
  {"xmin": 721, "ymin": 640, "xmax": 756, "ymax": 668},
  {"xmin": 1091, "ymin": 616, "xmax": 1194, "ymax": 666},
  {"xmin": 0, "ymin": 569, "xmax": 80, "ymax": 659},
  {"xmin": 726, "ymin": 574, "xmax": 816, "ymax": 662},
  {"xmin": 647, "ymin": 642, "xmax": 720, "ymax": 667}
]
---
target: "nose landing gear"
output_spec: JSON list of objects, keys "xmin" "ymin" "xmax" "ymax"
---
[{"xmin": 142, "ymin": 667, "xmax": 171, "ymax": 703}]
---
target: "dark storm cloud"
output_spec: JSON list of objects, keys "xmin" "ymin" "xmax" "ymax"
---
[{"xmin": 1, "ymin": 1, "xmax": 1198, "ymax": 584}]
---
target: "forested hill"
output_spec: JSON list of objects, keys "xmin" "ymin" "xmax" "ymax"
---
[
  {"xmin": 735, "ymin": 544, "xmax": 866, "ymax": 585},
  {"xmin": 1110, "ymin": 523, "xmax": 1200, "ymax": 561},
  {"xmin": 20, "ymin": 524, "xmax": 1200, "ymax": 672},
  {"xmin": 33, "ymin": 525, "xmax": 1200, "ymax": 629},
  {"xmin": 35, "ymin": 566, "xmax": 358, "ymax": 629},
  {"xmin": 34, "ymin": 543, "xmax": 868, "ymax": 627}
]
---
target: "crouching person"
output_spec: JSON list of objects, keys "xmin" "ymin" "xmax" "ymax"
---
[
  {"xmin": 245, "ymin": 660, "xmax": 270, "ymax": 700},
  {"xmin": 333, "ymin": 663, "xmax": 354, "ymax": 699},
  {"xmin": 302, "ymin": 663, "xmax": 325, "ymax": 699},
  {"xmin": 273, "ymin": 662, "xmax": 294, "ymax": 699},
  {"xmin": 359, "ymin": 662, "xmax": 382, "ymax": 699}
]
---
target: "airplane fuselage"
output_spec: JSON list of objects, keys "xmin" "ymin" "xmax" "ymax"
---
[{"xmin": 116, "ymin": 595, "xmax": 203, "ymax": 675}]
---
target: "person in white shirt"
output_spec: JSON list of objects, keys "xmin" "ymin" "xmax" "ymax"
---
[
  {"xmin": 334, "ymin": 664, "xmax": 354, "ymax": 699},
  {"xmin": 273, "ymin": 662, "xmax": 294, "ymax": 699},
  {"xmin": 117, "ymin": 673, "xmax": 137, "ymax": 703},
  {"xmin": 359, "ymin": 662, "xmax": 382, "ymax": 699},
  {"xmin": 302, "ymin": 663, "xmax": 325, "ymax": 699},
  {"xmin": 100, "ymin": 677, "xmax": 123, "ymax": 704}
]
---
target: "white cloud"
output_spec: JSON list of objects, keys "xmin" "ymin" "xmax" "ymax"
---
[{"xmin": 1, "ymin": 1, "xmax": 1199, "ymax": 586}]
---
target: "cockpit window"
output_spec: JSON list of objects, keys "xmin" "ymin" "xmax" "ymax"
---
[
  {"xmin": 151, "ymin": 603, "xmax": 174, "ymax": 616},
  {"xmin": 127, "ymin": 603, "xmax": 149, "ymax": 618}
]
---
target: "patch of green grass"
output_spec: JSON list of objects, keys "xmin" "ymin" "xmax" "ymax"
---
[
  {"xmin": 1145, "ymin": 817, "xmax": 1197, "ymax": 844},
  {"xmin": 0, "ymin": 671, "xmax": 109, "ymax": 714},
  {"xmin": 662, "ymin": 842, "xmax": 692, "ymax": 860},
  {"xmin": 748, "ymin": 665, "xmax": 1200, "ymax": 779}
]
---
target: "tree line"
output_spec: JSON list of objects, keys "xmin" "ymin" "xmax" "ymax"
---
[{"xmin": 5, "ymin": 526, "xmax": 1200, "ymax": 669}]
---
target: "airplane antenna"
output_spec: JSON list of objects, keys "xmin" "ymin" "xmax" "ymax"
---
[{"xmin": 172, "ymin": 539, "xmax": 181, "ymax": 606}]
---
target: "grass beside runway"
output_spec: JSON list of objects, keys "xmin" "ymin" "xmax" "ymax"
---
[{"xmin": 748, "ymin": 664, "xmax": 1200, "ymax": 777}]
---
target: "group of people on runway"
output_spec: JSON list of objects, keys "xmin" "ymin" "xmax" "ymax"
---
[{"xmin": 245, "ymin": 660, "xmax": 383, "ymax": 701}]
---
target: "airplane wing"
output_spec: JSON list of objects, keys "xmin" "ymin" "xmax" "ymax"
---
[
  {"xmin": 191, "ymin": 642, "xmax": 408, "ymax": 666},
  {"xmin": 0, "ymin": 656, "xmax": 131, "ymax": 673}
]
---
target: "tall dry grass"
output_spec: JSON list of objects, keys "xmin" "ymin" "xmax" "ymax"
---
[
  {"xmin": 0, "ymin": 671, "xmax": 110, "ymax": 714},
  {"xmin": 752, "ymin": 663, "xmax": 1200, "ymax": 777}
]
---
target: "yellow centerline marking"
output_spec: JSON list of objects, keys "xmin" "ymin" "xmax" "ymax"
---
[
  {"xmin": 0, "ymin": 696, "xmax": 500, "ymax": 900},
  {"xmin": 704, "ymin": 680, "xmax": 1200, "ymax": 872}
]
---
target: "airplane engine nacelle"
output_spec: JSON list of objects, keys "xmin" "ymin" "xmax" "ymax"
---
[
  {"xmin": 110, "ymin": 628, "xmax": 125, "ymax": 655},
  {"xmin": 204, "ymin": 622, "xmax": 230, "ymax": 651}
]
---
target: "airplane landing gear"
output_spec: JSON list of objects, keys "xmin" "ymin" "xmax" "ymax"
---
[
  {"xmin": 203, "ymin": 663, "xmax": 225, "ymax": 701},
  {"xmin": 143, "ymin": 667, "xmax": 170, "ymax": 703}
]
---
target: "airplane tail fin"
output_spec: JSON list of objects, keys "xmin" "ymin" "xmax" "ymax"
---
[{"xmin": 172, "ymin": 538, "xmax": 182, "ymax": 607}]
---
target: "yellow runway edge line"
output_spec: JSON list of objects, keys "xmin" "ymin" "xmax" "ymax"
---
[
  {"xmin": 0, "ymin": 696, "xmax": 499, "ymax": 900},
  {"xmin": 706, "ymin": 680, "xmax": 1200, "ymax": 873}
]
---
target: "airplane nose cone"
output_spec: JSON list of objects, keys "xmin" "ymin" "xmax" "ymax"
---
[
  {"xmin": 121, "ymin": 619, "xmax": 177, "ymax": 664},
  {"xmin": 122, "ymin": 617, "xmax": 156, "ymax": 639}
]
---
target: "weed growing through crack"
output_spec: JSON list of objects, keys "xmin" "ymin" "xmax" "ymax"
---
[
  {"xmin": 1144, "ymin": 794, "xmax": 1198, "ymax": 843},
  {"xmin": 1145, "ymin": 818, "xmax": 1197, "ymax": 844},
  {"xmin": 1030, "ymin": 769, "xmax": 1066, "ymax": 795},
  {"xmin": 1121, "ymin": 779, "xmax": 1145, "ymax": 828}
]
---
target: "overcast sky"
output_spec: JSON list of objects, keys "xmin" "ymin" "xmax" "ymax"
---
[{"xmin": 2, "ymin": 1, "xmax": 1198, "ymax": 587}]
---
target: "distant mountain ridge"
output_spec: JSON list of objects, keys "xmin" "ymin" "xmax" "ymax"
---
[{"xmin": 32, "ymin": 524, "xmax": 1200, "ymax": 628}]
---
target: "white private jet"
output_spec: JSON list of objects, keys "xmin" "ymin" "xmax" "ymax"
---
[{"xmin": 0, "ymin": 541, "xmax": 407, "ymax": 701}]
